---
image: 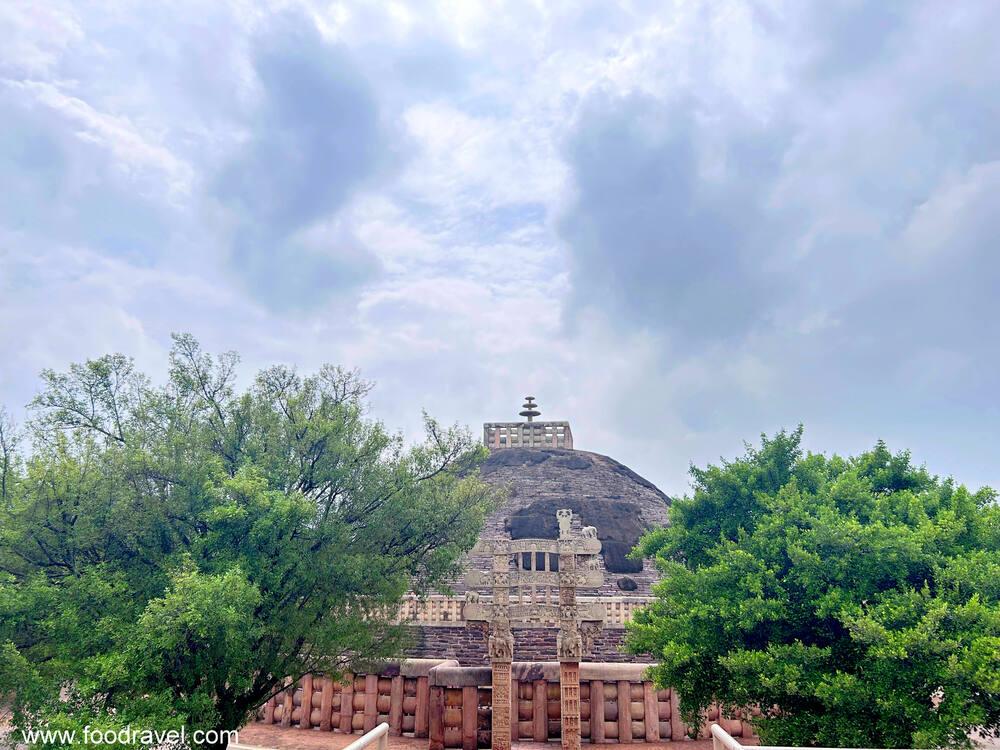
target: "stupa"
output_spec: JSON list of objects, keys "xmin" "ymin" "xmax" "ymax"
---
[
  {"xmin": 402, "ymin": 398, "xmax": 672, "ymax": 664},
  {"xmin": 256, "ymin": 400, "xmax": 760, "ymax": 747}
]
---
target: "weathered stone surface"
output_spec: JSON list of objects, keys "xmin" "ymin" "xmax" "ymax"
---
[
  {"xmin": 476, "ymin": 448, "xmax": 670, "ymax": 587},
  {"xmin": 616, "ymin": 576, "xmax": 639, "ymax": 591}
]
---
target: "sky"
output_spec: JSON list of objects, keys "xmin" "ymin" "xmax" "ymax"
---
[{"xmin": 1, "ymin": 0, "xmax": 998, "ymax": 498}]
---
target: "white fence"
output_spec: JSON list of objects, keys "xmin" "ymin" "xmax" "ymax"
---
[
  {"xmin": 230, "ymin": 720, "xmax": 390, "ymax": 750},
  {"xmin": 711, "ymin": 723, "xmax": 917, "ymax": 750}
]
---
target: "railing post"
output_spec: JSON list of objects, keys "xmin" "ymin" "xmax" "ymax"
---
[{"xmin": 590, "ymin": 679, "xmax": 604, "ymax": 744}]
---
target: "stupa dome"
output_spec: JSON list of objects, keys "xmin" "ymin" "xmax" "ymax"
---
[
  {"xmin": 473, "ymin": 399, "xmax": 671, "ymax": 597},
  {"xmin": 476, "ymin": 447, "xmax": 670, "ymax": 596}
]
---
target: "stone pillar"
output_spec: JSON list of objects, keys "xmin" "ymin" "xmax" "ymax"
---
[
  {"xmin": 617, "ymin": 681, "xmax": 631, "ymax": 744},
  {"xmin": 389, "ymin": 675, "xmax": 404, "ymax": 735},
  {"xmin": 339, "ymin": 675, "xmax": 354, "ymax": 734},
  {"xmin": 533, "ymin": 680, "xmax": 548, "ymax": 741},
  {"xmin": 300, "ymin": 674, "xmax": 313, "ymax": 729},
  {"xmin": 281, "ymin": 679, "xmax": 294, "ymax": 728},
  {"xmin": 320, "ymin": 677, "xmax": 334, "ymax": 731},
  {"xmin": 463, "ymin": 685, "xmax": 479, "ymax": 750},
  {"xmin": 643, "ymin": 682, "xmax": 660, "ymax": 742},
  {"xmin": 560, "ymin": 662, "xmax": 581, "ymax": 750},
  {"xmin": 364, "ymin": 674, "xmax": 378, "ymax": 732},
  {"xmin": 429, "ymin": 686, "xmax": 446, "ymax": 750},
  {"xmin": 490, "ymin": 550, "xmax": 514, "ymax": 750},
  {"xmin": 415, "ymin": 676, "xmax": 430, "ymax": 737},
  {"xmin": 491, "ymin": 657, "xmax": 512, "ymax": 750},
  {"xmin": 590, "ymin": 680, "xmax": 605, "ymax": 744},
  {"xmin": 558, "ymin": 511, "xmax": 585, "ymax": 750}
]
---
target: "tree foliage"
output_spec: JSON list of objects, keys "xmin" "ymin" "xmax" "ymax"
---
[
  {"xmin": 628, "ymin": 428, "xmax": 1000, "ymax": 748},
  {"xmin": 0, "ymin": 334, "xmax": 499, "ymax": 748}
]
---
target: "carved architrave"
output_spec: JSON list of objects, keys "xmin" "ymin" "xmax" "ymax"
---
[
  {"xmin": 466, "ymin": 568, "xmax": 603, "ymax": 588},
  {"xmin": 472, "ymin": 537, "xmax": 601, "ymax": 556}
]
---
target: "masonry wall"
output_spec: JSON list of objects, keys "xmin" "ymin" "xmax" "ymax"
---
[{"xmin": 404, "ymin": 626, "xmax": 653, "ymax": 666}]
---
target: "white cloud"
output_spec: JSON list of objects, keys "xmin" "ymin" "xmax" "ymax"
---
[{"xmin": 2, "ymin": 0, "xmax": 999, "ymax": 498}]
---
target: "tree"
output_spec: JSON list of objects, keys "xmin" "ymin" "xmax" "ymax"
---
[
  {"xmin": 627, "ymin": 428, "xmax": 1000, "ymax": 748},
  {"xmin": 0, "ymin": 334, "xmax": 500, "ymax": 749}
]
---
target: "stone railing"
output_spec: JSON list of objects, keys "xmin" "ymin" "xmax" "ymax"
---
[
  {"xmin": 256, "ymin": 660, "xmax": 756, "ymax": 748},
  {"xmin": 398, "ymin": 595, "xmax": 652, "ymax": 628}
]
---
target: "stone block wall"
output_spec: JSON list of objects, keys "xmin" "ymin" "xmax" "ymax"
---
[{"xmin": 404, "ymin": 625, "xmax": 654, "ymax": 666}]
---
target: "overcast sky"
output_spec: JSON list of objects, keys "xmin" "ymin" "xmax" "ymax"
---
[{"xmin": 2, "ymin": 1, "xmax": 998, "ymax": 498}]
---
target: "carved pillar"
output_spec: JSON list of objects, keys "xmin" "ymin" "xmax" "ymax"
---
[
  {"xmin": 558, "ymin": 510, "xmax": 584, "ymax": 750},
  {"xmin": 560, "ymin": 662, "xmax": 581, "ymax": 750},
  {"xmin": 491, "ymin": 656, "xmax": 513, "ymax": 750},
  {"xmin": 490, "ymin": 551, "xmax": 514, "ymax": 750}
]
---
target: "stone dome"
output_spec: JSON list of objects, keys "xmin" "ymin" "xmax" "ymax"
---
[{"xmin": 472, "ymin": 447, "xmax": 672, "ymax": 598}]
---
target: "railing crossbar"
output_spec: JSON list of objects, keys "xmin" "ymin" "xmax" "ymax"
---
[
  {"xmin": 711, "ymin": 723, "xmax": 918, "ymax": 750},
  {"xmin": 229, "ymin": 721, "xmax": 390, "ymax": 750},
  {"xmin": 343, "ymin": 721, "xmax": 390, "ymax": 750}
]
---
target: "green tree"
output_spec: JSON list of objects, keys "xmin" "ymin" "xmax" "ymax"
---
[
  {"xmin": 628, "ymin": 428, "xmax": 1000, "ymax": 748},
  {"xmin": 0, "ymin": 335, "xmax": 499, "ymax": 749}
]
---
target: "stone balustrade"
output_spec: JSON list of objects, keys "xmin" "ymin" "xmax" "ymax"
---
[
  {"xmin": 256, "ymin": 660, "xmax": 757, "ymax": 747},
  {"xmin": 398, "ymin": 595, "xmax": 652, "ymax": 628}
]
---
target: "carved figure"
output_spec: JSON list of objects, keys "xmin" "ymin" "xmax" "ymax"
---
[
  {"xmin": 582, "ymin": 526, "xmax": 598, "ymax": 539},
  {"xmin": 557, "ymin": 628, "xmax": 584, "ymax": 660},
  {"xmin": 579, "ymin": 621, "xmax": 602, "ymax": 653},
  {"xmin": 489, "ymin": 629, "xmax": 514, "ymax": 661},
  {"xmin": 557, "ymin": 508, "xmax": 573, "ymax": 538}
]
